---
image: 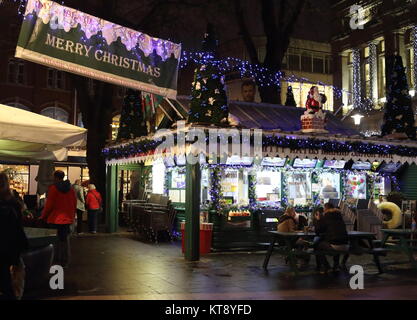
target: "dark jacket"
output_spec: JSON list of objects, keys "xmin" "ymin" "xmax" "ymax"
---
[
  {"xmin": 0, "ymin": 199, "xmax": 29, "ymax": 265},
  {"xmin": 315, "ymin": 208, "xmax": 348, "ymax": 245}
]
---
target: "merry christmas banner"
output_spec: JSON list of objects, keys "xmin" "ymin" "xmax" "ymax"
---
[{"xmin": 15, "ymin": 0, "xmax": 181, "ymax": 99}]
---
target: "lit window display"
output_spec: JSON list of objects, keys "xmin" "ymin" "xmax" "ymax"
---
[
  {"xmin": 287, "ymin": 172, "xmax": 312, "ymax": 206},
  {"xmin": 318, "ymin": 172, "xmax": 341, "ymax": 200},
  {"xmin": 346, "ymin": 172, "xmax": 367, "ymax": 199},
  {"xmin": 256, "ymin": 170, "xmax": 281, "ymax": 206},
  {"xmin": 152, "ymin": 159, "xmax": 166, "ymax": 194},
  {"xmin": 221, "ymin": 169, "xmax": 249, "ymax": 206},
  {"xmin": 0, "ymin": 165, "xmax": 29, "ymax": 197}
]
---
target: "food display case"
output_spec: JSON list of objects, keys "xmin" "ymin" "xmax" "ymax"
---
[{"xmin": 0, "ymin": 165, "xmax": 30, "ymax": 197}]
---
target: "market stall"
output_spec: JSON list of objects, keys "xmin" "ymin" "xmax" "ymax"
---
[{"xmin": 104, "ymin": 102, "xmax": 417, "ymax": 251}]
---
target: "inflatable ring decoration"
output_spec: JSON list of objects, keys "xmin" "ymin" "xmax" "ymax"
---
[{"xmin": 377, "ymin": 202, "xmax": 402, "ymax": 229}]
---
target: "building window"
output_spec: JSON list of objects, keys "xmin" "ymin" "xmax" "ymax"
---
[
  {"xmin": 288, "ymin": 54, "xmax": 300, "ymax": 71},
  {"xmin": 348, "ymin": 66, "xmax": 353, "ymax": 106},
  {"xmin": 364, "ymin": 63, "xmax": 371, "ymax": 98},
  {"xmin": 5, "ymin": 102, "xmax": 30, "ymax": 111},
  {"xmin": 378, "ymin": 55, "xmax": 385, "ymax": 98},
  {"xmin": 41, "ymin": 106, "xmax": 69, "ymax": 123},
  {"xmin": 313, "ymin": 56, "xmax": 324, "ymax": 74},
  {"xmin": 117, "ymin": 87, "xmax": 126, "ymax": 98},
  {"xmin": 301, "ymin": 54, "xmax": 312, "ymax": 73},
  {"xmin": 88, "ymin": 79, "xmax": 98, "ymax": 96},
  {"xmin": 77, "ymin": 112, "xmax": 84, "ymax": 128},
  {"xmin": 111, "ymin": 114, "xmax": 121, "ymax": 140},
  {"xmin": 7, "ymin": 59, "xmax": 25, "ymax": 85},
  {"xmin": 47, "ymin": 68, "xmax": 65, "ymax": 89},
  {"xmin": 407, "ymin": 47, "xmax": 415, "ymax": 89}
]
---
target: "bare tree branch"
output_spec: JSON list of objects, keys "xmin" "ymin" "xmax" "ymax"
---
[
  {"xmin": 233, "ymin": 0, "xmax": 259, "ymax": 65},
  {"xmin": 283, "ymin": 0, "xmax": 306, "ymax": 35}
]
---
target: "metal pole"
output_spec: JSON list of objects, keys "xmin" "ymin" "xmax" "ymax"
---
[{"xmin": 185, "ymin": 161, "xmax": 201, "ymax": 261}]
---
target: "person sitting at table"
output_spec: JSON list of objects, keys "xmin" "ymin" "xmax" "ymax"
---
[
  {"xmin": 278, "ymin": 207, "xmax": 311, "ymax": 267},
  {"xmin": 277, "ymin": 207, "xmax": 297, "ymax": 232},
  {"xmin": 314, "ymin": 203, "xmax": 348, "ymax": 274},
  {"xmin": 295, "ymin": 212, "xmax": 308, "ymax": 231}
]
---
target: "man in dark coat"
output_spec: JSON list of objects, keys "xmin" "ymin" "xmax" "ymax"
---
[
  {"xmin": 0, "ymin": 173, "xmax": 28, "ymax": 300},
  {"xmin": 314, "ymin": 203, "xmax": 348, "ymax": 273}
]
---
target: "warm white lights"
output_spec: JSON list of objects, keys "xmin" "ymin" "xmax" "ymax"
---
[{"xmin": 351, "ymin": 113, "xmax": 364, "ymax": 125}]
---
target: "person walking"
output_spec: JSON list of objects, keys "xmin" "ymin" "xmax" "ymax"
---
[
  {"xmin": 73, "ymin": 180, "xmax": 86, "ymax": 235},
  {"xmin": 40, "ymin": 170, "xmax": 76, "ymax": 267},
  {"xmin": 85, "ymin": 184, "xmax": 102, "ymax": 234},
  {"xmin": 0, "ymin": 172, "xmax": 28, "ymax": 300}
]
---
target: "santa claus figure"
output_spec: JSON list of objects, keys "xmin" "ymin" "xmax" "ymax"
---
[{"xmin": 305, "ymin": 86, "xmax": 326, "ymax": 114}]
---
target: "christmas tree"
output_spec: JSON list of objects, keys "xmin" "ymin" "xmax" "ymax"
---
[
  {"xmin": 117, "ymin": 89, "xmax": 148, "ymax": 140},
  {"xmin": 188, "ymin": 24, "xmax": 229, "ymax": 125},
  {"xmin": 381, "ymin": 55, "xmax": 416, "ymax": 139},
  {"xmin": 285, "ymin": 85, "xmax": 297, "ymax": 107}
]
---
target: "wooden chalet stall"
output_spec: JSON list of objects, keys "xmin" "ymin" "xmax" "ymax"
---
[{"xmin": 103, "ymin": 100, "xmax": 417, "ymax": 260}]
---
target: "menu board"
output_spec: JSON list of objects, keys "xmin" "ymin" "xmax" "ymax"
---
[
  {"xmin": 226, "ymin": 156, "xmax": 253, "ymax": 166},
  {"xmin": 323, "ymin": 160, "xmax": 346, "ymax": 169},
  {"xmin": 379, "ymin": 162, "xmax": 402, "ymax": 173},
  {"xmin": 293, "ymin": 158, "xmax": 317, "ymax": 168},
  {"xmin": 351, "ymin": 161, "xmax": 372, "ymax": 170},
  {"xmin": 261, "ymin": 157, "xmax": 286, "ymax": 167}
]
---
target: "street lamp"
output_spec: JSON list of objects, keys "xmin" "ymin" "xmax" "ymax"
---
[{"xmin": 351, "ymin": 113, "xmax": 364, "ymax": 126}]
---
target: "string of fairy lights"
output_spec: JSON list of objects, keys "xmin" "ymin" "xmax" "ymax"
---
[
  {"xmin": 6, "ymin": 0, "xmax": 417, "ymax": 106},
  {"xmin": 6, "ymin": 0, "xmax": 349, "ymax": 99}
]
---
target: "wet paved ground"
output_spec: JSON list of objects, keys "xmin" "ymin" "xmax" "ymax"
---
[{"xmin": 24, "ymin": 232, "xmax": 417, "ymax": 300}]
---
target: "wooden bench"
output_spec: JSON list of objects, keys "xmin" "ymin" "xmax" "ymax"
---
[{"xmin": 262, "ymin": 231, "xmax": 387, "ymax": 274}]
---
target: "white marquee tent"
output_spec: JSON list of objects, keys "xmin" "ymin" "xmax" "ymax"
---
[{"xmin": 0, "ymin": 104, "xmax": 87, "ymax": 161}]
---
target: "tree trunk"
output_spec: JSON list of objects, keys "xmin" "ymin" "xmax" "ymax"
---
[{"xmin": 258, "ymin": 84, "xmax": 281, "ymax": 104}]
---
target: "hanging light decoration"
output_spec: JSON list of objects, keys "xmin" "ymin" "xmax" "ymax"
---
[
  {"xmin": 412, "ymin": 25, "xmax": 417, "ymax": 94},
  {"xmin": 369, "ymin": 42, "xmax": 378, "ymax": 102},
  {"xmin": 352, "ymin": 48, "xmax": 362, "ymax": 111}
]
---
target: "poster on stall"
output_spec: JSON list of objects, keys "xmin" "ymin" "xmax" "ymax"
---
[{"xmin": 15, "ymin": 0, "xmax": 181, "ymax": 99}]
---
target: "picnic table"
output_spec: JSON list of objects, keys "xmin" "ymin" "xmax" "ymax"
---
[
  {"xmin": 262, "ymin": 230, "xmax": 384, "ymax": 274},
  {"xmin": 380, "ymin": 229, "xmax": 417, "ymax": 268}
]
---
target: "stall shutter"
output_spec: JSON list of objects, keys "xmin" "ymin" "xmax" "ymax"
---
[{"xmin": 400, "ymin": 164, "xmax": 417, "ymax": 200}]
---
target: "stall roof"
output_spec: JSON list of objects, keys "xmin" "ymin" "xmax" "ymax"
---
[
  {"xmin": 0, "ymin": 104, "xmax": 87, "ymax": 161},
  {"xmin": 175, "ymin": 97, "xmax": 360, "ymax": 136}
]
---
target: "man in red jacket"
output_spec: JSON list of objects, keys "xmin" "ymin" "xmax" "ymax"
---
[{"xmin": 40, "ymin": 170, "xmax": 76, "ymax": 267}]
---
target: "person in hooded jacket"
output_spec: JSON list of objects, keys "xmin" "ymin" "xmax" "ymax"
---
[
  {"xmin": 40, "ymin": 170, "xmax": 76, "ymax": 267},
  {"xmin": 277, "ymin": 207, "xmax": 297, "ymax": 232},
  {"xmin": 85, "ymin": 184, "xmax": 102, "ymax": 234},
  {"xmin": 0, "ymin": 172, "xmax": 28, "ymax": 300},
  {"xmin": 314, "ymin": 203, "xmax": 349, "ymax": 273}
]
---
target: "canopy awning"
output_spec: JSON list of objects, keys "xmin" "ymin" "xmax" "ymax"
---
[
  {"xmin": 0, "ymin": 104, "xmax": 87, "ymax": 161},
  {"xmin": 104, "ymin": 125, "xmax": 417, "ymax": 166}
]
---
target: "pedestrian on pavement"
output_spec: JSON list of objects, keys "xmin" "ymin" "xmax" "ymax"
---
[
  {"xmin": 72, "ymin": 180, "xmax": 86, "ymax": 234},
  {"xmin": 314, "ymin": 202, "xmax": 349, "ymax": 274},
  {"xmin": 40, "ymin": 170, "xmax": 76, "ymax": 267},
  {"xmin": 0, "ymin": 172, "xmax": 28, "ymax": 300},
  {"xmin": 85, "ymin": 184, "xmax": 102, "ymax": 234}
]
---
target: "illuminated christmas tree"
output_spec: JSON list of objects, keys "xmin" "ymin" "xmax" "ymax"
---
[
  {"xmin": 381, "ymin": 55, "xmax": 416, "ymax": 139},
  {"xmin": 117, "ymin": 89, "xmax": 148, "ymax": 140},
  {"xmin": 188, "ymin": 24, "xmax": 229, "ymax": 125}
]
